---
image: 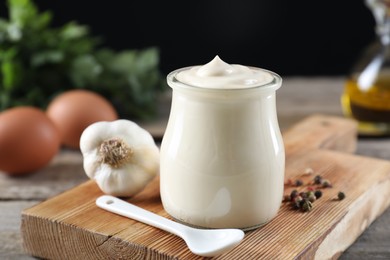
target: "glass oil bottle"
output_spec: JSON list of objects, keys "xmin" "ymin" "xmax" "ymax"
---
[{"xmin": 342, "ymin": 0, "xmax": 390, "ymax": 135}]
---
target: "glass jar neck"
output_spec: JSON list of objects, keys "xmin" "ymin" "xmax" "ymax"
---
[{"xmin": 367, "ymin": 0, "xmax": 390, "ymax": 44}]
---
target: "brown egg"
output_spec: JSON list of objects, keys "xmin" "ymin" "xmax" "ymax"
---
[
  {"xmin": 0, "ymin": 106, "xmax": 61, "ymax": 175},
  {"xmin": 46, "ymin": 89, "xmax": 118, "ymax": 149}
]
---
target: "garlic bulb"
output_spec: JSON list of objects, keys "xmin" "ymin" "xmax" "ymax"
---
[{"xmin": 80, "ymin": 119, "xmax": 159, "ymax": 197}]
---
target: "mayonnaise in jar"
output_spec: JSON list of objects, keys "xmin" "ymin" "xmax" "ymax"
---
[{"xmin": 160, "ymin": 56, "xmax": 284, "ymax": 230}]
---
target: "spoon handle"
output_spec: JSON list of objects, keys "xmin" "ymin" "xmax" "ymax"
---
[{"xmin": 96, "ymin": 195, "xmax": 186, "ymax": 237}]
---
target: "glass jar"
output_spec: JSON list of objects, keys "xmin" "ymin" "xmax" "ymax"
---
[
  {"xmin": 342, "ymin": 0, "xmax": 390, "ymax": 135},
  {"xmin": 160, "ymin": 66, "xmax": 285, "ymax": 231}
]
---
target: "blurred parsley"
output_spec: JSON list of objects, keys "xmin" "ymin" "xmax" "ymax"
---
[{"xmin": 0, "ymin": 0, "xmax": 166, "ymax": 119}]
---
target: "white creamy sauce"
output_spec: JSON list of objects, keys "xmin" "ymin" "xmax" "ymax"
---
[
  {"xmin": 176, "ymin": 55, "xmax": 274, "ymax": 89},
  {"xmin": 160, "ymin": 56, "xmax": 284, "ymax": 230}
]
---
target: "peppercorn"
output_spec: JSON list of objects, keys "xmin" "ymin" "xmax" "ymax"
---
[
  {"xmin": 298, "ymin": 198, "xmax": 306, "ymax": 208},
  {"xmin": 314, "ymin": 175, "xmax": 322, "ymax": 184},
  {"xmin": 290, "ymin": 189, "xmax": 298, "ymax": 200},
  {"xmin": 307, "ymin": 186, "xmax": 315, "ymax": 191},
  {"xmin": 307, "ymin": 191, "xmax": 316, "ymax": 202},
  {"xmin": 299, "ymin": 191, "xmax": 307, "ymax": 199},
  {"xmin": 314, "ymin": 190, "xmax": 322, "ymax": 199},
  {"xmin": 304, "ymin": 167, "xmax": 314, "ymax": 175},
  {"xmin": 322, "ymin": 179, "xmax": 332, "ymax": 188},
  {"xmin": 301, "ymin": 199, "xmax": 313, "ymax": 212},
  {"xmin": 295, "ymin": 179, "xmax": 303, "ymax": 186},
  {"xmin": 286, "ymin": 178, "xmax": 294, "ymax": 186},
  {"xmin": 292, "ymin": 195, "xmax": 303, "ymax": 209},
  {"xmin": 338, "ymin": 191, "xmax": 346, "ymax": 200}
]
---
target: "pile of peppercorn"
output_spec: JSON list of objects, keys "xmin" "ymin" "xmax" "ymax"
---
[{"xmin": 283, "ymin": 169, "xmax": 346, "ymax": 212}]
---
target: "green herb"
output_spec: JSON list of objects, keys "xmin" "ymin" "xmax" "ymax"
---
[{"xmin": 0, "ymin": 0, "xmax": 166, "ymax": 119}]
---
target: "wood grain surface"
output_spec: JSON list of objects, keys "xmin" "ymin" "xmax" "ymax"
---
[
  {"xmin": 20, "ymin": 115, "xmax": 390, "ymax": 259},
  {"xmin": 2, "ymin": 77, "xmax": 390, "ymax": 259}
]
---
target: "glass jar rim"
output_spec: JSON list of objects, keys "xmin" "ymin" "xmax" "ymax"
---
[{"xmin": 167, "ymin": 66, "xmax": 282, "ymax": 93}]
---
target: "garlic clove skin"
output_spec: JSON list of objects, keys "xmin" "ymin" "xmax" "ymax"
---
[
  {"xmin": 94, "ymin": 163, "xmax": 155, "ymax": 197},
  {"xmin": 80, "ymin": 119, "xmax": 160, "ymax": 197}
]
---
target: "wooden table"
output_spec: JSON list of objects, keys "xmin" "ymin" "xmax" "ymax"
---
[{"xmin": 1, "ymin": 77, "xmax": 389, "ymax": 259}]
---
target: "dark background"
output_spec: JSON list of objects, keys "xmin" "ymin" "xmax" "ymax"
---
[{"xmin": 0, "ymin": 0, "xmax": 377, "ymax": 77}]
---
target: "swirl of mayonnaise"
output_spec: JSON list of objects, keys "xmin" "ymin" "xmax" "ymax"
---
[{"xmin": 175, "ymin": 55, "xmax": 274, "ymax": 89}]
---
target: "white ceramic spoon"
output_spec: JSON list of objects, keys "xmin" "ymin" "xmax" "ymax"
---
[{"xmin": 96, "ymin": 195, "xmax": 245, "ymax": 257}]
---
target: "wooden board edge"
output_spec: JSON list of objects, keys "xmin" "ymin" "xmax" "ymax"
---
[
  {"xmin": 314, "ymin": 173, "xmax": 390, "ymax": 259},
  {"xmin": 20, "ymin": 212, "xmax": 163, "ymax": 260}
]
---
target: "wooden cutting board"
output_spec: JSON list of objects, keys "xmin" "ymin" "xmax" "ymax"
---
[{"xmin": 21, "ymin": 114, "xmax": 390, "ymax": 259}]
